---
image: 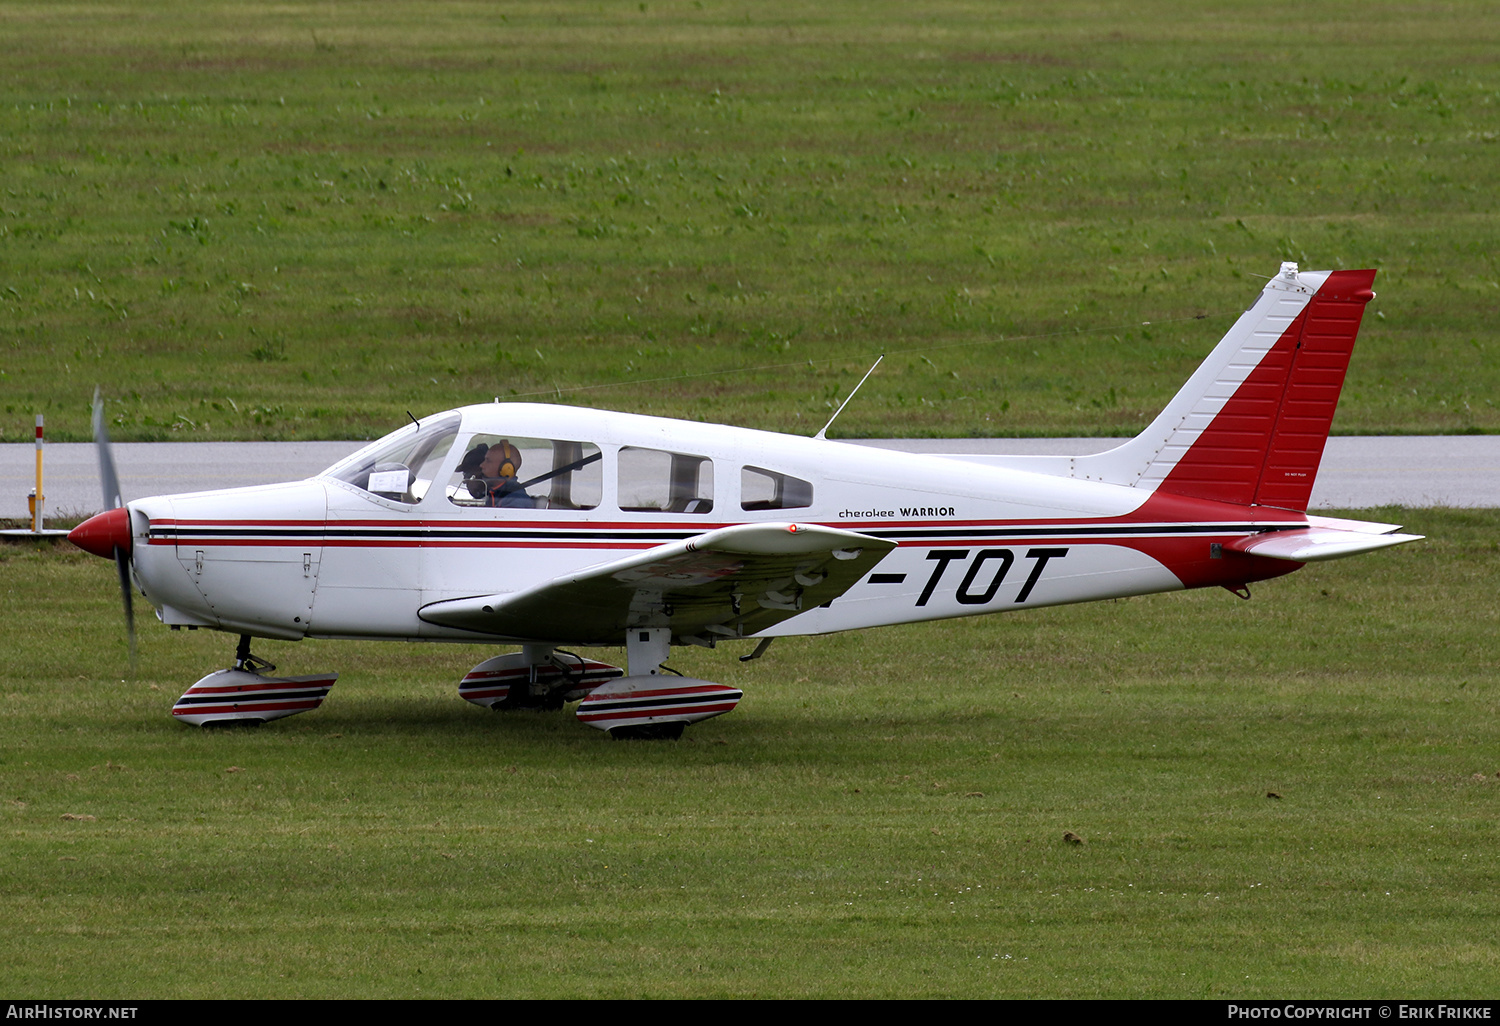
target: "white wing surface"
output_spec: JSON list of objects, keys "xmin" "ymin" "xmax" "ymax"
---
[{"xmin": 418, "ymin": 522, "xmax": 895, "ymax": 644}]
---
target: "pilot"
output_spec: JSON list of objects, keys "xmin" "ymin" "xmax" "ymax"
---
[{"xmin": 457, "ymin": 440, "xmax": 537, "ymax": 508}]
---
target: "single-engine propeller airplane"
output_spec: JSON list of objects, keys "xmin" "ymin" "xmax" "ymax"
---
[{"xmin": 69, "ymin": 263, "xmax": 1420, "ymax": 738}]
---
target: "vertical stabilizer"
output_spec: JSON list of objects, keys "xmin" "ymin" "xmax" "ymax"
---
[{"xmin": 1070, "ymin": 264, "xmax": 1376, "ymax": 511}]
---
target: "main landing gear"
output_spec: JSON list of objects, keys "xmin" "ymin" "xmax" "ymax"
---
[
  {"xmin": 464, "ymin": 631, "xmax": 744, "ymax": 741},
  {"xmin": 458, "ymin": 644, "xmax": 625, "ymax": 711}
]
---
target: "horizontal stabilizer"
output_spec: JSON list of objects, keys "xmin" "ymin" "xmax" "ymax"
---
[
  {"xmin": 1227, "ymin": 526, "xmax": 1422, "ymax": 563},
  {"xmin": 1303, "ymin": 512, "xmax": 1411, "ymax": 535}
]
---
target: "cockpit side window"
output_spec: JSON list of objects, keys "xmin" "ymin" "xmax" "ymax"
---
[
  {"xmin": 447, "ymin": 436, "xmax": 602, "ymax": 510},
  {"xmin": 618, "ymin": 447, "xmax": 714, "ymax": 514},
  {"xmin": 741, "ymin": 466, "xmax": 814, "ymax": 511},
  {"xmin": 324, "ymin": 414, "xmax": 460, "ymax": 505}
]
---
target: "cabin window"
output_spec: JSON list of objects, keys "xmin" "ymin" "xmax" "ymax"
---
[
  {"xmin": 447, "ymin": 436, "xmax": 602, "ymax": 510},
  {"xmin": 618, "ymin": 446, "xmax": 714, "ymax": 514},
  {"xmin": 741, "ymin": 466, "xmax": 813, "ymax": 511},
  {"xmin": 325, "ymin": 414, "xmax": 461, "ymax": 504}
]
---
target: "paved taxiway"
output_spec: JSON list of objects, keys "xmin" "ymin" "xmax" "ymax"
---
[{"xmin": 1, "ymin": 437, "xmax": 1496, "ymax": 520}]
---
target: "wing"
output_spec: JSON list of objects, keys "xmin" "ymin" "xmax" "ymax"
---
[{"xmin": 418, "ymin": 522, "xmax": 895, "ymax": 644}]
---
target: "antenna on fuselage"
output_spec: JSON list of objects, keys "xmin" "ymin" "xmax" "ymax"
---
[{"xmin": 814, "ymin": 354, "xmax": 883, "ymax": 441}]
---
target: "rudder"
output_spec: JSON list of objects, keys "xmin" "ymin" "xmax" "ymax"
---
[
  {"xmin": 1069, "ymin": 263, "xmax": 1376, "ymax": 512},
  {"xmin": 1154, "ymin": 266, "xmax": 1375, "ymax": 510}
]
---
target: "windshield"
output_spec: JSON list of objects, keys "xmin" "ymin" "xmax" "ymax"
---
[{"xmin": 323, "ymin": 413, "xmax": 461, "ymax": 504}]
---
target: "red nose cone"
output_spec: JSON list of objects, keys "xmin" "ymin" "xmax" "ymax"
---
[{"xmin": 69, "ymin": 506, "xmax": 133, "ymax": 559}]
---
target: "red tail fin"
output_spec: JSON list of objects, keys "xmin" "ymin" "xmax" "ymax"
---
[{"xmin": 1155, "ymin": 269, "xmax": 1376, "ymax": 511}]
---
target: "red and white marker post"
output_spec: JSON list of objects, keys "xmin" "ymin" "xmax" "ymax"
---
[{"xmin": 31, "ymin": 415, "xmax": 44, "ymax": 534}]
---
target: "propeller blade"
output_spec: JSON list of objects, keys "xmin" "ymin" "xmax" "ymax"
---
[
  {"xmin": 116, "ymin": 547, "xmax": 137, "ymax": 669},
  {"xmin": 93, "ymin": 388, "xmax": 135, "ymax": 669},
  {"xmin": 92, "ymin": 388, "xmax": 124, "ymax": 511}
]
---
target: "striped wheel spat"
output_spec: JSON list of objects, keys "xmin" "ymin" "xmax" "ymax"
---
[
  {"xmin": 576, "ymin": 676, "xmax": 743, "ymax": 733},
  {"xmin": 172, "ymin": 669, "xmax": 338, "ymax": 726},
  {"xmin": 459, "ymin": 653, "xmax": 624, "ymax": 707}
]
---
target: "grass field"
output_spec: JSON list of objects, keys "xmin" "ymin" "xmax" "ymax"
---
[
  {"xmin": 2, "ymin": 1, "xmax": 1499, "ymax": 441},
  {"xmin": 2, "ymin": 508, "xmax": 1495, "ymax": 999},
  {"xmin": 3, "ymin": 0, "xmax": 1497, "ymax": 1002}
]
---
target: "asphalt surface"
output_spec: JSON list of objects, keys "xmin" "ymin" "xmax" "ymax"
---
[{"xmin": 2, "ymin": 437, "xmax": 1496, "ymax": 521}]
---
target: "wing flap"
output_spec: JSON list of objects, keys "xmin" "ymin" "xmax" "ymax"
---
[{"xmin": 419, "ymin": 522, "xmax": 895, "ymax": 643}]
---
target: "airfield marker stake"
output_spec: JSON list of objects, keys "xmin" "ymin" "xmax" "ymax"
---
[
  {"xmin": 4, "ymin": 413, "xmax": 67, "ymax": 539},
  {"xmin": 6, "ymin": 413, "xmax": 70, "ymax": 540},
  {"xmin": 33, "ymin": 414, "xmax": 43, "ymax": 534}
]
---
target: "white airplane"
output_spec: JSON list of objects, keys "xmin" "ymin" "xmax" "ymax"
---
[{"xmin": 69, "ymin": 263, "xmax": 1420, "ymax": 738}]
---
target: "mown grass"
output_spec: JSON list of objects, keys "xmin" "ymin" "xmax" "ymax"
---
[
  {"xmin": 2, "ymin": 508, "xmax": 1496, "ymax": 998},
  {"xmin": 2, "ymin": 1, "xmax": 1499, "ymax": 441}
]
